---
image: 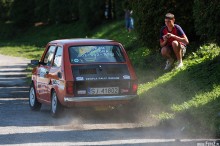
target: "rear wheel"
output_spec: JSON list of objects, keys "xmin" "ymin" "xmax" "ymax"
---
[
  {"xmin": 51, "ymin": 90, "xmax": 63, "ymax": 117},
  {"xmin": 29, "ymin": 83, "xmax": 41, "ymax": 111}
]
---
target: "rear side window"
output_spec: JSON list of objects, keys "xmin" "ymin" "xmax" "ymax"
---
[{"xmin": 69, "ymin": 45, "xmax": 125, "ymax": 64}]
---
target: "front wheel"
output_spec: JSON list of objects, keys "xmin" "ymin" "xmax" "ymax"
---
[
  {"xmin": 29, "ymin": 83, "xmax": 41, "ymax": 111},
  {"xmin": 51, "ymin": 90, "xmax": 63, "ymax": 118}
]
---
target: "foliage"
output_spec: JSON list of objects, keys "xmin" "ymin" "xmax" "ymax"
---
[
  {"xmin": 78, "ymin": 0, "xmax": 105, "ymax": 30},
  {"xmin": 114, "ymin": 0, "xmax": 125, "ymax": 19},
  {"xmin": 130, "ymin": 0, "xmax": 195, "ymax": 49},
  {"xmin": 69, "ymin": 0, "xmax": 80, "ymax": 21},
  {"xmin": 34, "ymin": 0, "xmax": 49, "ymax": 23},
  {"xmin": 193, "ymin": 0, "xmax": 220, "ymax": 44},
  {"xmin": 10, "ymin": 0, "xmax": 35, "ymax": 26},
  {"xmin": 49, "ymin": 0, "xmax": 73, "ymax": 23},
  {"xmin": 0, "ymin": 21, "xmax": 16, "ymax": 38},
  {"xmin": 129, "ymin": 0, "xmax": 220, "ymax": 48},
  {"xmin": 130, "ymin": 0, "xmax": 161, "ymax": 48},
  {"xmin": 1, "ymin": 0, "xmax": 126, "ymax": 29},
  {"xmin": 0, "ymin": 0, "xmax": 219, "ymax": 52},
  {"xmin": 0, "ymin": 0, "xmax": 13, "ymax": 21}
]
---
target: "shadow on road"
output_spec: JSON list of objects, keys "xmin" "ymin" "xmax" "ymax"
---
[{"xmin": 0, "ymin": 62, "xmax": 30, "ymax": 98}]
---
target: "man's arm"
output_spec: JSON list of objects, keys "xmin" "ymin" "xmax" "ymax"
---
[
  {"xmin": 160, "ymin": 35, "xmax": 169, "ymax": 47},
  {"xmin": 160, "ymin": 39, "xmax": 167, "ymax": 47},
  {"xmin": 167, "ymin": 33, "xmax": 189, "ymax": 45}
]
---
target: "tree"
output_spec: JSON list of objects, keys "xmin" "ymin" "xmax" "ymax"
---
[
  {"xmin": 35, "ymin": 0, "xmax": 50, "ymax": 23},
  {"xmin": 69, "ymin": 0, "xmax": 79, "ymax": 21},
  {"xmin": 193, "ymin": 0, "xmax": 220, "ymax": 44},
  {"xmin": 114, "ymin": 0, "xmax": 125, "ymax": 19},
  {"xmin": 0, "ymin": 0, "xmax": 13, "ymax": 21},
  {"xmin": 79, "ymin": 0, "xmax": 105, "ymax": 29},
  {"xmin": 10, "ymin": 0, "xmax": 35, "ymax": 27},
  {"xmin": 130, "ymin": 0, "xmax": 195, "ymax": 49},
  {"xmin": 49, "ymin": 0, "xmax": 73, "ymax": 23}
]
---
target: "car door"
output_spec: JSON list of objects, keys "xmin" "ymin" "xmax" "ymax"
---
[
  {"xmin": 49, "ymin": 46, "xmax": 64, "ymax": 97},
  {"xmin": 36, "ymin": 45, "xmax": 56, "ymax": 102}
]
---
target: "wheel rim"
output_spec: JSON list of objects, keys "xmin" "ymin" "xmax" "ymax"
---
[
  {"xmin": 51, "ymin": 92, "xmax": 57, "ymax": 114},
  {"xmin": 29, "ymin": 87, "xmax": 35, "ymax": 107}
]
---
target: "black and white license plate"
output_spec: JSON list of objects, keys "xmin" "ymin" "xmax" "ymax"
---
[{"xmin": 88, "ymin": 87, "xmax": 119, "ymax": 95}]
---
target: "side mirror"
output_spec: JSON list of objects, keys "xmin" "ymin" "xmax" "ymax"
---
[
  {"xmin": 31, "ymin": 60, "xmax": 39, "ymax": 65},
  {"xmin": 57, "ymin": 72, "xmax": 62, "ymax": 79}
]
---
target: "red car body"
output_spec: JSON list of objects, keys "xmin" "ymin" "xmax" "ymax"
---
[{"xmin": 29, "ymin": 39, "xmax": 138, "ymax": 117}]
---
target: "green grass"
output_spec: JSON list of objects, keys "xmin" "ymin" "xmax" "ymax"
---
[
  {"xmin": 138, "ymin": 44, "xmax": 220, "ymax": 136},
  {"xmin": 0, "ymin": 45, "xmax": 43, "ymax": 59},
  {"xmin": 0, "ymin": 20, "xmax": 220, "ymax": 137}
]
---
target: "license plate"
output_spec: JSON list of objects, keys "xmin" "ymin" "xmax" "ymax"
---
[{"xmin": 88, "ymin": 87, "xmax": 119, "ymax": 95}]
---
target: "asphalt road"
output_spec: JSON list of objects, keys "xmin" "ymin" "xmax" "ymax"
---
[{"xmin": 0, "ymin": 54, "xmax": 217, "ymax": 146}]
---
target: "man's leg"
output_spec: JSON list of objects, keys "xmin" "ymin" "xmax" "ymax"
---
[
  {"xmin": 172, "ymin": 41, "xmax": 182, "ymax": 62},
  {"xmin": 161, "ymin": 46, "xmax": 172, "ymax": 59},
  {"xmin": 161, "ymin": 46, "xmax": 174, "ymax": 70},
  {"xmin": 172, "ymin": 41, "xmax": 183, "ymax": 68}
]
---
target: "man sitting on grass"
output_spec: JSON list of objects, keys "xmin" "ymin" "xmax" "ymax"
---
[{"xmin": 160, "ymin": 13, "xmax": 189, "ymax": 70}]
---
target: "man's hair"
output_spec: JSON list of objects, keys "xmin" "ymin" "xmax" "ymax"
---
[{"xmin": 165, "ymin": 13, "xmax": 175, "ymax": 19}]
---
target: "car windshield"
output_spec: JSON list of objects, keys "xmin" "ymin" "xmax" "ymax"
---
[{"xmin": 69, "ymin": 45, "xmax": 125, "ymax": 64}]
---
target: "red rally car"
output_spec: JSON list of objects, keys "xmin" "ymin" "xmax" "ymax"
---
[{"xmin": 29, "ymin": 39, "xmax": 138, "ymax": 117}]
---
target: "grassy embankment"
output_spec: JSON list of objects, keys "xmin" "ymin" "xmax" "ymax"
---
[{"xmin": 0, "ymin": 21, "xmax": 220, "ymax": 137}]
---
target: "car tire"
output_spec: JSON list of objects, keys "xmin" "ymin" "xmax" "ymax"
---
[
  {"xmin": 51, "ymin": 90, "xmax": 63, "ymax": 118},
  {"xmin": 29, "ymin": 83, "xmax": 42, "ymax": 111}
]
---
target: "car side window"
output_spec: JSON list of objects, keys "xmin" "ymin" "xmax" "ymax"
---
[
  {"xmin": 43, "ymin": 46, "xmax": 56, "ymax": 66},
  {"xmin": 53, "ymin": 46, "xmax": 63, "ymax": 67}
]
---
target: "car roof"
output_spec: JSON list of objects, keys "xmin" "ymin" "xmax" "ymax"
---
[{"xmin": 49, "ymin": 38, "xmax": 118, "ymax": 45}]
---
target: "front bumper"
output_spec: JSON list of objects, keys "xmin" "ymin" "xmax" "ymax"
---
[{"xmin": 64, "ymin": 95, "xmax": 137, "ymax": 102}]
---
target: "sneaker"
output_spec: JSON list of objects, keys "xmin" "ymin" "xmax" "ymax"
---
[
  {"xmin": 164, "ymin": 58, "xmax": 174, "ymax": 70},
  {"xmin": 176, "ymin": 61, "xmax": 183, "ymax": 69}
]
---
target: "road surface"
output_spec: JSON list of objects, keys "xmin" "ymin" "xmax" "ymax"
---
[{"xmin": 0, "ymin": 54, "xmax": 218, "ymax": 146}]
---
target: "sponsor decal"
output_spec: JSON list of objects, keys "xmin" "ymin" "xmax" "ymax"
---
[
  {"xmin": 77, "ymin": 90, "xmax": 86, "ymax": 94},
  {"xmin": 108, "ymin": 77, "xmax": 120, "ymax": 80},
  {"xmin": 121, "ymin": 89, "xmax": 129, "ymax": 93},
  {"xmin": 76, "ymin": 77, "xmax": 84, "ymax": 81},
  {"xmin": 74, "ymin": 59, "xmax": 79, "ymax": 63},
  {"xmin": 123, "ymin": 75, "xmax": 130, "ymax": 79},
  {"xmin": 59, "ymin": 84, "xmax": 65, "ymax": 90},
  {"xmin": 86, "ymin": 77, "xmax": 100, "ymax": 80},
  {"xmin": 52, "ymin": 80, "xmax": 59, "ymax": 85},
  {"xmin": 51, "ymin": 80, "xmax": 64, "ymax": 90},
  {"xmin": 38, "ymin": 67, "xmax": 48, "ymax": 78},
  {"xmin": 85, "ymin": 76, "xmax": 120, "ymax": 80}
]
